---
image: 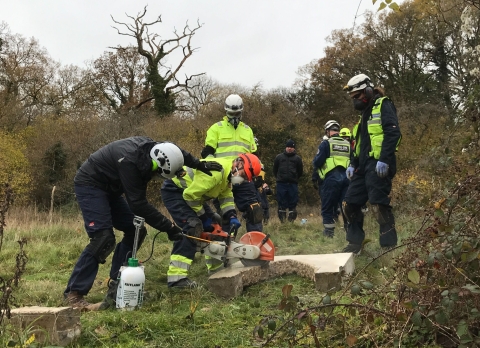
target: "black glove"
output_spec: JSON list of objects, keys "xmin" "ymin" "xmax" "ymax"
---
[
  {"xmin": 166, "ymin": 224, "xmax": 184, "ymax": 241},
  {"xmin": 196, "ymin": 161, "xmax": 223, "ymax": 176},
  {"xmin": 312, "ymin": 180, "xmax": 319, "ymax": 190}
]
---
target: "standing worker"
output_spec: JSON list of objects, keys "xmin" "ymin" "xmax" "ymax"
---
[
  {"xmin": 342, "ymin": 74, "xmax": 401, "ymax": 254},
  {"xmin": 313, "ymin": 120, "xmax": 351, "ymax": 237},
  {"xmin": 273, "ymin": 139, "xmax": 304, "ymax": 223},
  {"xmin": 201, "ymin": 94, "xmax": 263, "ymax": 232},
  {"xmin": 64, "ymin": 137, "xmax": 222, "ymax": 310},
  {"xmin": 161, "ymin": 153, "xmax": 262, "ymax": 288}
]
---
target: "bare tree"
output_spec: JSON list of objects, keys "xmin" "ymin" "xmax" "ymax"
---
[{"xmin": 111, "ymin": 6, "xmax": 205, "ymax": 116}]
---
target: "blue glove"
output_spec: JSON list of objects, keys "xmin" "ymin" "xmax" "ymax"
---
[
  {"xmin": 375, "ymin": 161, "xmax": 389, "ymax": 178},
  {"xmin": 346, "ymin": 166, "xmax": 355, "ymax": 180},
  {"xmin": 202, "ymin": 218, "xmax": 213, "ymax": 230},
  {"xmin": 230, "ymin": 217, "xmax": 241, "ymax": 231}
]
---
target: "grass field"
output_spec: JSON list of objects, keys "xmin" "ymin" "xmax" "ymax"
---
[{"xmin": 0, "ymin": 204, "xmax": 422, "ymax": 347}]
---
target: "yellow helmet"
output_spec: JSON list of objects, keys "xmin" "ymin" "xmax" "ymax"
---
[{"xmin": 339, "ymin": 128, "xmax": 352, "ymax": 138}]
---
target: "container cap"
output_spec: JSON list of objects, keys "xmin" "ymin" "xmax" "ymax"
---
[{"xmin": 128, "ymin": 258, "xmax": 139, "ymax": 267}]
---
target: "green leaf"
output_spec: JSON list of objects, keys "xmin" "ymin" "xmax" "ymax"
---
[
  {"xmin": 408, "ymin": 269, "xmax": 420, "ymax": 284},
  {"xmin": 390, "ymin": 0, "xmax": 401, "ymax": 11},
  {"xmin": 462, "ymin": 284, "xmax": 480, "ymax": 294},
  {"xmin": 378, "ymin": 2, "xmax": 387, "ymax": 11},
  {"xmin": 267, "ymin": 320, "xmax": 276, "ymax": 331},
  {"xmin": 385, "ymin": 0, "xmax": 392, "ymax": 3},
  {"xmin": 322, "ymin": 295, "xmax": 331, "ymax": 304},
  {"xmin": 457, "ymin": 320, "xmax": 468, "ymax": 338},
  {"xmin": 372, "ymin": 0, "xmax": 378, "ymax": 5},
  {"xmin": 351, "ymin": 284, "xmax": 361, "ymax": 295},
  {"xmin": 435, "ymin": 310, "xmax": 448, "ymax": 325},
  {"xmin": 411, "ymin": 311, "xmax": 422, "ymax": 326},
  {"xmin": 434, "ymin": 209, "xmax": 444, "ymax": 217},
  {"xmin": 360, "ymin": 281, "xmax": 374, "ymax": 289}
]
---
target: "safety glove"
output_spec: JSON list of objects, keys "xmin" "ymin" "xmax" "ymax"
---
[
  {"xmin": 229, "ymin": 217, "xmax": 241, "ymax": 231},
  {"xmin": 346, "ymin": 165, "xmax": 355, "ymax": 180},
  {"xmin": 166, "ymin": 224, "xmax": 184, "ymax": 241},
  {"xmin": 196, "ymin": 161, "xmax": 223, "ymax": 176},
  {"xmin": 375, "ymin": 161, "xmax": 389, "ymax": 178},
  {"xmin": 201, "ymin": 217, "xmax": 214, "ymax": 232}
]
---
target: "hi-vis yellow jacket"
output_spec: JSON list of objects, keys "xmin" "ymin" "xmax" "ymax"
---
[
  {"xmin": 204, "ymin": 116, "xmax": 257, "ymax": 161},
  {"xmin": 172, "ymin": 158, "xmax": 235, "ymax": 216}
]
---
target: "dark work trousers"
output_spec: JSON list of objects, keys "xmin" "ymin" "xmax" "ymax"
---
[
  {"xmin": 257, "ymin": 190, "xmax": 270, "ymax": 222},
  {"xmin": 161, "ymin": 186, "xmax": 230, "ymax": 268},
  {"xmin": 343, "ymin": 160, "xmax": 397, "ymax": 247},
  {"xmin": 276, "ymin": 182, "xmax": 299, "ymax": 211},
  {"xmin": 320, "ymin": 168, "xmax": 349, "ymax": 229},
  {"xmin": 65, "ymin": 185, "xmax": 137, "ymax": 296},
  {"xmin": 232, "ymin": 181, "xmax": 263, "ymax": 232}
]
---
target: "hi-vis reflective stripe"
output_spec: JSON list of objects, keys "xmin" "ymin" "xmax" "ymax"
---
[
  {"xmin": 215, "ymin": 151, "xmax": 243, "ymax": 158},
  {"xmin": 218, "ymin": 140, "xmax": 251, "ymax": 147},
  {"xmin": 167, "ymin": 256, "xmax": 191, "ymax": 282},
  {"xmin": 205, "ymin": 256, "xmax": 223, "ymax": 270},
  {"xmin": 324, "ymin": 222, "xmax": 336, "ymax": 228},
  {"xmin": 177, "ymin": 167, "xmax": 195, "ymax": 188},
  {"xmin": 186, "ymin": 200, "xmax": 205, "ymax": 215}
]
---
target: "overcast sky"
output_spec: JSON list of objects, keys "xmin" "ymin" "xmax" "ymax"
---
[{"xmin": 1, "ymin": 0, "xmax": 380, "ymax": 90}]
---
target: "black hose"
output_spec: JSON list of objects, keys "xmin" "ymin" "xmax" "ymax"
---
[{"xmin": 141, "ymin": 231, "xmax": 163, "ymax": 263}]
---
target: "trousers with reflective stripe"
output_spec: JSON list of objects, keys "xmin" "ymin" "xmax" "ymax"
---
[{"xmin": 161, "ymin": 187, "xmax": 227, "ymax": 284}]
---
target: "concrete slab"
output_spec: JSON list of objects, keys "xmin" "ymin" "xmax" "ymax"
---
[
  {"xmin": 207, "ymin": 253, "xmax": 355, "ymax": 299},
  {"xmin": 10, "ymin": 306, "xmax": 81, "ymax": 346}
]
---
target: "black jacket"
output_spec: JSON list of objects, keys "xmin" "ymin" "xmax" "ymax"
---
[
  {"xmin": 273, "ymin": 151, "xmax": 303, "ymax": 183},
  {"xmin": 75, "ymin": 136, "xmax": 200, "ymax": 232}
]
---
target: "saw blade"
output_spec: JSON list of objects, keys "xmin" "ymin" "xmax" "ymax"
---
[{"xmin": 240, "ymin": 259, "xmax": 270, "ymax": 267}]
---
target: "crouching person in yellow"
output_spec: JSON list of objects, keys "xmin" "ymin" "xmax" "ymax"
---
[{"xmin": 160, "ymin": 153, "xmax": 262, "ymax": 288}]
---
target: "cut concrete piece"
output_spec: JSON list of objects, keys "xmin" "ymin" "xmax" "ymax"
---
[
  {"xmin": 207, "ymin": 253, "xmax": 355, "ymax": 299},
  {"xmin": 10, "ymin": 306, "xmax": 81, "ymax": 346}
]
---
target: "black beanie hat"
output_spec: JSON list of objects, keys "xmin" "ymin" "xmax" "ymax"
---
[{"xmin": 285, "ymin": 139, "xmax": 295, "ymax": 148}]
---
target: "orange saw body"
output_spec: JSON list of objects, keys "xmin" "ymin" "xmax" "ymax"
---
[{"xmin": 191, "ymin": 223, "xmax": 275, "ymax": 268}]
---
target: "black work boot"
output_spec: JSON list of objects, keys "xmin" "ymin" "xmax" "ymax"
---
[
  {"xmin": 323, "ymin": 227, "xmax": 335, "ymax": 238},
  {"xmin": 341, "ymin": 243, "xmax": 362, "ymax": 255},
  {"xmin": 287, "ymin": 210, "xmax": 297, "ymax": 222}
]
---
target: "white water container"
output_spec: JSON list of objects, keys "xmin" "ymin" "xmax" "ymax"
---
[{"xmin": 116, "ymin": 258, "xmax": 145, "ymax": 310}]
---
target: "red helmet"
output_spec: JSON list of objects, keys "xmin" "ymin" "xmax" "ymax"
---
[{"xmin": 238, "ymin": 153, "xmax": 262, "ymax": 181}]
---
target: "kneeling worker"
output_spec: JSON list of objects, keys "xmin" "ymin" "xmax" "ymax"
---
[{"xmin": 161, "ymin": 153, "xmax": 262, "ymax": 288}]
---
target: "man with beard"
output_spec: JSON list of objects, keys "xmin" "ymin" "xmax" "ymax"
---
[{"xmin": 341, "ymin": 74, "xmax": 401, "ymax": 254}]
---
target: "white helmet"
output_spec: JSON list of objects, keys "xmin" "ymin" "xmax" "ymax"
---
[
  {"xmin": 224, "ymin": 94, "xmax": 243, "ymax": 117},
  {"xmin": 324, "ymin": 120, "xmax": 340, "ymax": 131},
  {"xmin": 343, "ymin": 74, "xmax": 372, "ymax": 93},
  {"xmin": 150, "ymin": 142, "xmax": 184, "ymax": 179}
]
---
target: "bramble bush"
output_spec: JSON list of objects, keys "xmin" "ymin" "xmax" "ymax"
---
[{"xmin": 254, "ymin": 165, "xmax": 480, "ymax": 347}]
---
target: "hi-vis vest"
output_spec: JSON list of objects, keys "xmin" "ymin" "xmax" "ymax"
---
[
  {"xmin": 318, "ymin": 136, "xmax": 351, "ymax": 180},
  {"xmin": 204, "ymin": 116, "xmax": 256, "ymax": 161},
  {"xmin": 352, "ymin": 97, "xmax": 401, "ymax": 159}
]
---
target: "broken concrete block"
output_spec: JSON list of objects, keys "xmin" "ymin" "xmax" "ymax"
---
[
  {"xmin": 10, "ymin": 306, "xmax": 81, "ymax": 346},
  {"xmin": 207, "ymin": 253, "xmax": 355, "ymax": 299}
]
